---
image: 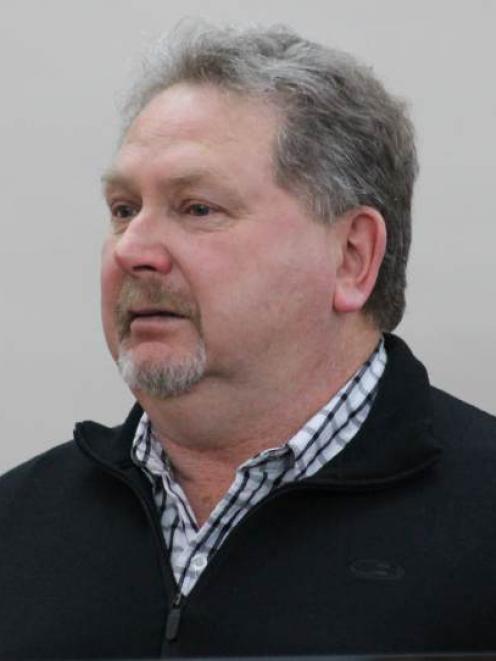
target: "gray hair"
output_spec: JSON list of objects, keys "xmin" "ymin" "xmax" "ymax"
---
[{"xmin": 122, "ymin": 21, "xmax": 418, "ymax": 331}]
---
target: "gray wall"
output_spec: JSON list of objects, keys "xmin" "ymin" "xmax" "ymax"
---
[{"xmin": 1, "ymin": 0, "xmax": 495, "ymax": 473}]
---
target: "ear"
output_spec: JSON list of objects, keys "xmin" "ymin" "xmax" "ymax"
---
[{"xmin": 332, "ymin": 207, "xmax": 387, "ymax": 314}]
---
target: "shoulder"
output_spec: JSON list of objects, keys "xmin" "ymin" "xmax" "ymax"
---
[
  {"xmin": 0, "ymin": 406, "xmax": 142, "ymax": 529},
  {"xmin": 0, "ymin": 441, "xmax": 89, "ymax": 511},
  {"xmin": 0, "ymin": 441, "xmax": 94, "ymax": 548},
  {"xmin": 428, "ymin": 387, "xmax": 496, "ymax": 486},
  {"xmin": 430, "ymin": 386, "xmax": 496, "ymax": 441},
  {"xmin": 383, "ymin": 334, "xmax": 496, "ymax": 446},
  {"xmin": 0, "ymin": 405, "xmax": 142, "ymax": 500}
]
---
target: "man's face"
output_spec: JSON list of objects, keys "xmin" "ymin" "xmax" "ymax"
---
[{"xmin": 101, "ymin": 83, "xmax": 339, "ymax": 399}]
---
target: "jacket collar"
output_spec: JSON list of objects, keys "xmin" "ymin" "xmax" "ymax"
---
[
  {"xmin": 75, "ymin": 334, "xmax": 441, "ymax": 487},
  {"xmin": 307, "ymin": 334, "xmax": 441, "ymax": 487}
]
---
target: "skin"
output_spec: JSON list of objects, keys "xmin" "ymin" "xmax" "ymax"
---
[{"xmin": 101, "ymin": 83, "xmax": 386, "ymax": 525}]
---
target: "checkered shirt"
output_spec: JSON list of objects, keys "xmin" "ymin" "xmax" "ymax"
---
[{"xmin": 131, "ymin": 340, "xmax": 387, "ymax": 596}]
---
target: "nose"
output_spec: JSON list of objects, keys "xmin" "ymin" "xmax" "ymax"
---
[{"xmin": 112, "ymin": 210, "xmax": 174, "ymax": 276}]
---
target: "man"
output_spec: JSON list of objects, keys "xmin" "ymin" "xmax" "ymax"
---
[{"xmin": 1, "ymin": 22, "xmax": 495, "ymax": 659}]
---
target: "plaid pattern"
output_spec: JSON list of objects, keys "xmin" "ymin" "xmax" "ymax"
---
[{"xmin": 132, "ymin": 340, "xmax": 387, "ymax": 596}]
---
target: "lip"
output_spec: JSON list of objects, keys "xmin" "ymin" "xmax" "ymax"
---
[
  {"xmin": 129, "ymin": 308, "xmax": 185, "ymax": 321},
  {"xmin": 128, "ymin": 314, "xmax": 187, "ymax": 338},
  {"xmin": 127, "ymin": 308, "xmax": 187, "ymax": 332}
]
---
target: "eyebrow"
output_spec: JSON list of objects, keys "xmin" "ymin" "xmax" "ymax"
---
[
  {"xmin": 101, "ymin": 168, "xmax": 248, "ymax": 210},
  {"xmin": 100, "ymin": 168, "xmax": 133, "ymax": 189},
  {"xmin": 102, "ymin": 167, "xmax": 220, "ymax": 189}
]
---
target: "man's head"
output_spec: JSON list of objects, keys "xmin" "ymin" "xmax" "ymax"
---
[
  {"xmin": 101, "ymin": 23, "xmax": 417, "ymax": 402},
  {"xmin": 122, "ymin": 22, "xmax": 418, "ymax": 331}
]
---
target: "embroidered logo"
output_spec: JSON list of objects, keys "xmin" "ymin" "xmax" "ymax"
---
[{"xmin": 349, "ymin": 558, "xmax": 405, "ymax": 581}]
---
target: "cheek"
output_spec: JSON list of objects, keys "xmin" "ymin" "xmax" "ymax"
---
[
  {"xmin": 194, "ymin": 256, "xmax": 287, "ymax": 342},
  {"xmin": 100, "ymin": 248, "xmax": 121, "ymax": 358}
]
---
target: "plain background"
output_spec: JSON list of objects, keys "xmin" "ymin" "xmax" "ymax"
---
[{"xmin": 1, "ymin": 0, "xmax": 495, "ymax": 474}]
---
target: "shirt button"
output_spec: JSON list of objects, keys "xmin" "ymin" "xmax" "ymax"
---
[{"xmin": 191, "ymin": 554, "xmax": 208, "ymax": 571}]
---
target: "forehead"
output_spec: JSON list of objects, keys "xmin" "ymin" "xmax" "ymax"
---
[{"xmin": 110, "ymin": 83, "xmax": 280, "ymax": 181}]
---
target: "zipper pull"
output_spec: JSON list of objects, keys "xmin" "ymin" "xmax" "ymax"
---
[{"xmin": 165, "ymin": 592, "xmax": 183, "ymax": 642}]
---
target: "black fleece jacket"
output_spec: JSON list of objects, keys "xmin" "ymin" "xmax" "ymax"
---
[{"xmin": 1, "ymin": 335, "xmax": 496, "ymax": 658}]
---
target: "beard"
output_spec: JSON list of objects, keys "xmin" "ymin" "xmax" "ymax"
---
[
  {"xmin": 117, "ymin": 339, "xmax": 207, "ymax": 398},
  {"xmin": 114, "ymin": 277, "xmax": 207, "ymax": 399}
]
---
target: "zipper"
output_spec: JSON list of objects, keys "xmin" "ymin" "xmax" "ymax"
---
[
  {"xmin": 159, "ymin": 487, "xmax": 299, "ymax": 644},
  {"xmin": 165, "ymin": 592, "xmax": 183, "ymax": 641},
  {"xmin": 157, "ymin": 461, "xmax": 443, "ymax": 642},
  {"xmin": 74, "ymin": 426, "xmax": 180, "ymax": 630},
  {"xmin": 75, "ymin": 422, "xmax": 440, "ymax": 649}
]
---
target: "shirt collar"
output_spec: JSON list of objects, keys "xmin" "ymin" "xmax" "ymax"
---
[
  {"xmin": 74, "ymin": 334, "xmax": 442, "ymax": 489},
  {"xmin": 131, "ymin": 339, "xmax": 387, "ymax": 483}
]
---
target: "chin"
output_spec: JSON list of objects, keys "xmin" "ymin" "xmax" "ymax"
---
[{"xmin": 116, "ymin": 341, "xmax": 207, "ymax": 399}]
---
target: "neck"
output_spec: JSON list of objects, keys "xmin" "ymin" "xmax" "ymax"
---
[{"xmin": 135, "ymin": 323, "xmax": 381, "ymax": 524}]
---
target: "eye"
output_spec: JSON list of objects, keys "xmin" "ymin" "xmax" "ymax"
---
[
  {"xmin": 110, "ymin": 202, "xmax": 139, "ymax": 220},
  {"xmin": 184, "ymin": 203, "xmax": 215, "ymax": 217}
]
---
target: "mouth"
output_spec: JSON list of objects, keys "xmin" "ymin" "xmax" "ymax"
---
[
  {"xmin": 129, "ymin": 308, "xmax": 186, "ymax": 323},
  {"xmin": 114, "ymin": 280, "xmax": 201, "ymax": 342}
]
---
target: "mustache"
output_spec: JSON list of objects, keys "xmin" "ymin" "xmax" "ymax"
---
[{"xmin": 115, "ymin": 278, "xmax": 201, "ymax": 339}]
